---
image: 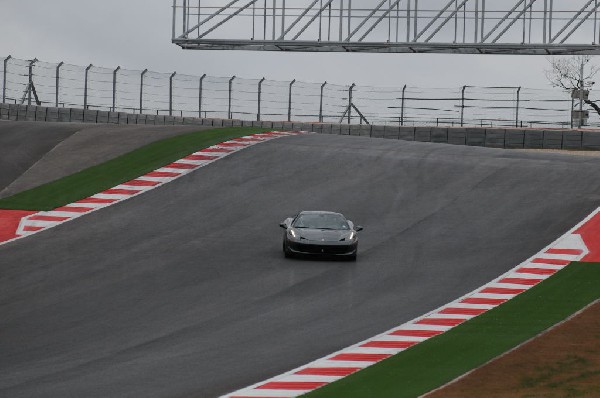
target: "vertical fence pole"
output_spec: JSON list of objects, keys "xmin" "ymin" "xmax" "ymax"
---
[
  {"xmin": 199, "ymin": 73, "xmax": 206, "ymax": 118},
  {"xmin": 288, "ymin": 79, "xmax": 295, "ymax": 122},
  {"xmin": 84, "ymin": 64, "xmax": 93, "ymax": 110},
  {"xmin": 570, "ymin": 97, "xmax": 574, "ymax": 129},
  {"xmin": 515, "ymin": 86, "xmax": 521, "ymax": 128},
  {"xmin": 401, "ymin": 84, "xmax": 407, "ymax": 126},
  {"xmin": 139, "ymin": 69, "xmax": 148, "ymax": 114},
  {"xmin": 112, "ymin": 66, "xmax": 120, "ymax": 112},
  {"xmin": 258, "ymin": 77, "xmax": 265, "ymax": 121},
  {"xmin": 2, "ymin": 55, "xmax": 10, "ymax": 104},
  {"xmin": 460, "ymin": 85, "xmax": 467, "ymax": 127},
  {"xmin": 348, "ymin": 83, "xmax": 355, "ymax": 124},
  {"xmin": 169, "ymin": 71, "xmax": 177, "ymax": 116},
  {"xmin": 579, "ymin": 60, "xmax": 585, "ymax": 128},
  {"xmin": 228, "ymin": 75, "xmax": 236, "ymax": 119},
  {"xmin": 55, "ymin": 61, "xmax": 63, "ymax": 107},
  {"xmin": 319, "ymin": 81, "xmax": 327, "ymax": 122},
  {"xmin": 27, "ymin": 59, "xmax": 38, "ymax": 106}
]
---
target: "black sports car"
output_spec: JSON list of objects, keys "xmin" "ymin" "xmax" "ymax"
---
[{"xmin": 280, "ymin": 211, "xmax": 363, "ymax": 260}]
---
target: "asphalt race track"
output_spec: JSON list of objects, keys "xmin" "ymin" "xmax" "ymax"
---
[{"xmin": 2, "ymin": 132, "xmax": 600, "ymax": 398}]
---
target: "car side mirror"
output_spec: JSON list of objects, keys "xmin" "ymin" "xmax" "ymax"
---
[
  {"xmin": 355, "ymin": 226, "xmax": 363, "ymax": 232},
  {"xmin": 280, "ymin": 217, "xmax": 293, "ymax": 229}
]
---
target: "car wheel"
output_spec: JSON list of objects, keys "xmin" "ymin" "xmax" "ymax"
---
[
  {"xmin": 283, "ymin": 242, "xmax": 292, "ymax": 258},
  {"xmin": 347, "ymin": 253, "xmax": 357, "ymax": 261}
]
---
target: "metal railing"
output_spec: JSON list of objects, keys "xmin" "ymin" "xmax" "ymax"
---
[
  {"xmin": 173, "ymin": 0, "xmax": 600, "ymax": 55},
  {"xmin": 0, "ymin": 55, "xmax": 582, "ymax": 128}
]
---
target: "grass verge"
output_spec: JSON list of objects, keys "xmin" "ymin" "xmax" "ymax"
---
[
  {"xmin": 0, "ymin": 127, "xmax": 270, "ymax": 211},
  {"xmin": 303, "ymin": 262, "xmax": 600, "ymax": 398}
]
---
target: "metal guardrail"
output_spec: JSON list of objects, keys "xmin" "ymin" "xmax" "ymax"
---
[{"xmin": 0, "ymin": 55, "xmax": 586, "ymax": 128}]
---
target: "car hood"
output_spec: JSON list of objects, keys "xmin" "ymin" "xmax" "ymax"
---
[{"xmin": 295, "ymin": 229, "xmax": 351, "ymax": 242}]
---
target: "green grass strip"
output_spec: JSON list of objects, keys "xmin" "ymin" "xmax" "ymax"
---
[
  {"xmin": 0, "ymin": 127, "xmax": 270, "ymax": 211},
  {"xmin": 303, "ymin": 262, "xmax": 600, "ymax": 398}
]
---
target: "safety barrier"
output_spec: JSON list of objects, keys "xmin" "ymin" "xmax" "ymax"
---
[{"xmin": 2, "ymin": 103, "xmax": 599, "ymax": 150}]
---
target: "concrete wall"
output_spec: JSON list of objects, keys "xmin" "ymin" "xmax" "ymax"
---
[{"xmin": 1, "ymin": 103, "xmax": 599, "ymax": 150}]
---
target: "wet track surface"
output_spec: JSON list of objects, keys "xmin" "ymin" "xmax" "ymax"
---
[{"xmin": 1, "ymin": 133, "xmax": 600, "ymax": 397}]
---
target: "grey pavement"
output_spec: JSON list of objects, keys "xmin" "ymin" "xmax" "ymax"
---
[
  {"xmin": 1, "ymin": 134, "xmax": 600, "ymax": 397},
  {"xmin": 0, "ymin": 121, "xmax": 81, "ymax": 193},
  {"xmin": 0, "ymin": 121, "xmax": 208, "ymax": 198}
]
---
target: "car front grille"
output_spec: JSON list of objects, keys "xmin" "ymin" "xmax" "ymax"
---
[{"xmin": 289, "ymin": 242, "xmax": 355, "ymax": 255}]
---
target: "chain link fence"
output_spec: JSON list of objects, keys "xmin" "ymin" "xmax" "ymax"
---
[{"xmin": 0, "ymin": 55, "xmax": 584, "ymax": 128}]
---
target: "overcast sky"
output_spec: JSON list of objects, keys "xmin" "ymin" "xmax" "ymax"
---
[{"xmin": 0, "ymin": 0, "xmax": 566, "ymax": 90}]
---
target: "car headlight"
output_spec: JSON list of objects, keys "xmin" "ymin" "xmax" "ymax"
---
[
  {"xmin": 288, "ymin": 228, "xmax": 298, "ymax": 238},
  {"xmin": 341, "ymin": 231, "xmax": 356, "ymax": 241}
]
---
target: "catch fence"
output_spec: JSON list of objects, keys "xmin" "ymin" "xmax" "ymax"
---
[{"xmin": 0, "ymin": 55, "xmax": 584, "ymax": 128}]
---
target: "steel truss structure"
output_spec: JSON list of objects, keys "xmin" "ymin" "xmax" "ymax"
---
[{"xmin": 172, "ymin": 0, "xmax": 600, "ymax": 54}]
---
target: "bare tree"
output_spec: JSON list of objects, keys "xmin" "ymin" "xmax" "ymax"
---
[{"xmin": 545, "ymin": 55, "xmax": 600, "ymax": 117}]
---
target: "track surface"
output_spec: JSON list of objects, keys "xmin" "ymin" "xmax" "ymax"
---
[
  {"xmin": 0, "ymin": 121, "xmax": 206, "ymax": 198},
  {"xmin": 1, "ymin": 133, "xmax": 600, "ymax": 398}
]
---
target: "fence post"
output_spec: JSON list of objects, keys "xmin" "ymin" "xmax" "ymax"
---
[
  {"xmin": 55, "ymin": 61, "xmax": 63, "ymax": 107},
  {"xmin": 228, "ymin": 75, "xmax": 236, "ymax": 119},
  {"xmin": 400, "ymin": 84, "xmax": 407, "ymax": 126},
  {"xmin": 258, "ymin": 77, "xmax": 265, "ymax": 121},
  {"xmin": 348, "ymin": 83, "xmax": 355, "ymax": 124},
  {"xmin": 515, "ymin": 86, "xmax": 521, "ymax": 128},
  {"xmin": 2, "ymin": 55, "xmax": 10, "ymax": 103},
  {"xmin": 28, "ymin": 59, "xmax": 38, "ymax": 106},
  {"xmin": 460, "ymin": 85, "xmax": 467, "ymax": 127},
  {"xmin": 138, "ymin": 69, "xmax": 147, "ymax": 114},
  {"xmin": 169, "ymin": 71, "xmax": 176, "ymax": 116},
  {"xmin": 288, "ymin": 79, "xmax": 296, "ymax": 122},
  {"xmin": 199, "ymin": 73, "xmax": 206, "ymax": 118},
  {"xmin": 319, "ymin": 81, "xmax": 327, "ymax": 122},
  {"xmin": 112, "ymin": 66, "xmax": 120, "ymax": 112},
  {"xmin": 84, "ymin": 64, "xmax": 93, "ymax": 110}
]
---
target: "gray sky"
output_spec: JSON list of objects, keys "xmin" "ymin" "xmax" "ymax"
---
[{"xmin": 0, "ymin": 0, "xmax": 560, "ymax": 89}]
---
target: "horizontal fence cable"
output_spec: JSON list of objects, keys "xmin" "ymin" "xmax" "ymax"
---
[{"xmin": 0, "ymin": 55, "xmax": 590, "ymax": 127}]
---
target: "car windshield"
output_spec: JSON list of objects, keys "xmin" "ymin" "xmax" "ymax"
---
[{"xmin": 293, "ymin": 213, "xmax": 349, "ymax": 230}]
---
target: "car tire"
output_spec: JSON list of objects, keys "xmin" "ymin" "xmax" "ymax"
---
[{"xmin": 283, "ymin": 242, "xmax": 292, "ymax": 258}]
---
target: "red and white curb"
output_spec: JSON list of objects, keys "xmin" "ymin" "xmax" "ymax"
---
[
  {"xmin": 221, "ymin": 208, "xmax": 600, "ymax": 398},
  {"xmin": 0, "ymin": 131, "xmax": 306, "ymax": 246}
]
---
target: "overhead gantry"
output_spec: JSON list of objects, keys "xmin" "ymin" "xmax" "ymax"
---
[{"xmin": 172, "ymin": 0, "xmax": 600, "ymax": 55}]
